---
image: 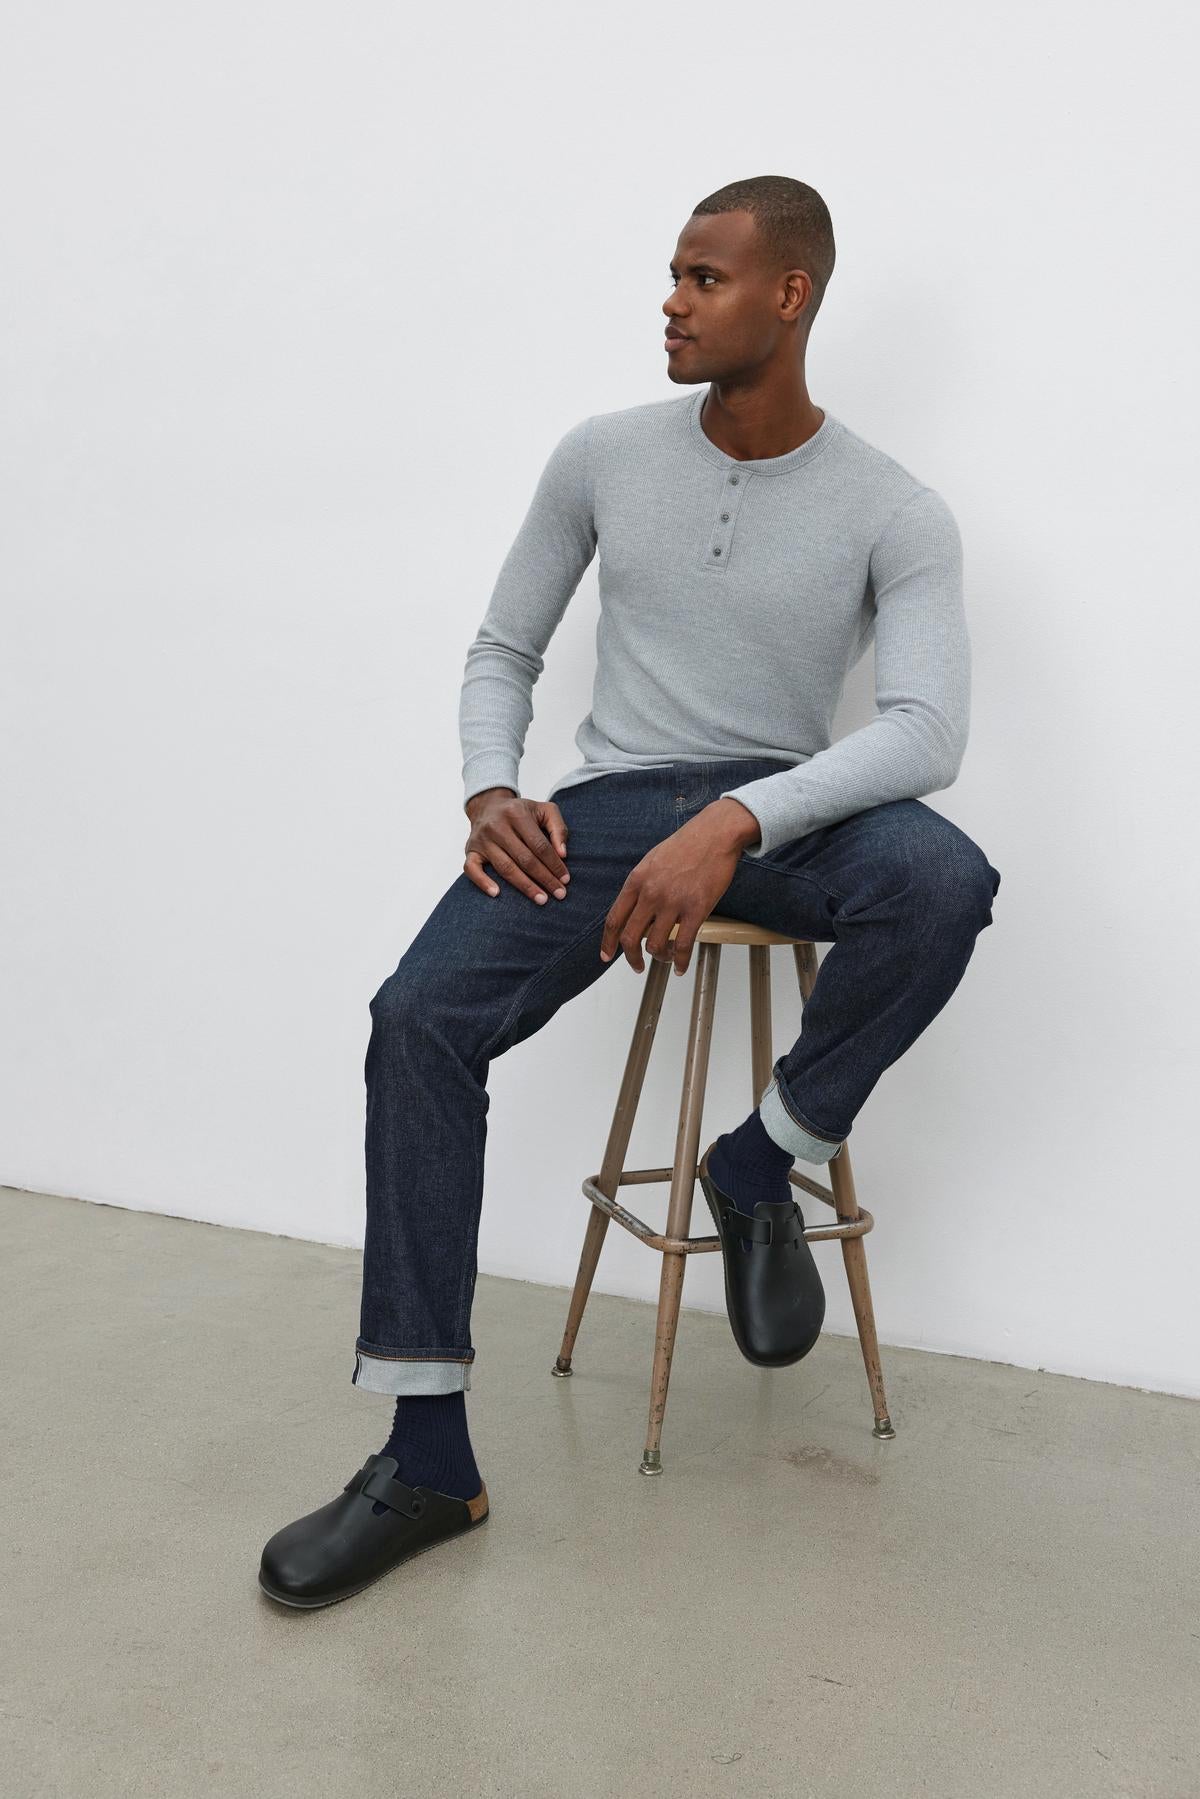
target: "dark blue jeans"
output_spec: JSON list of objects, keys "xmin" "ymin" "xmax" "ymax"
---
[{"xmin": 354, "ymin": 756, "xmax": 1001, "ymax": 1395}]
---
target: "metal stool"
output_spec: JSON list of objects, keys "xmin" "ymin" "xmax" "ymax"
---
[{"xmin": 551, "ymin": 915, "xmax": 896, "ymax": 1474}]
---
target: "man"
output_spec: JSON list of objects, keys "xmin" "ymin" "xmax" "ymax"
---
[{"xmin": 258, "ymin": 174, "xmax": 1001, "ymax": 1609}]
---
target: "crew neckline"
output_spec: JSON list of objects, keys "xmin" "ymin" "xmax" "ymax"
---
[{"xmin": 686, "ymin": 387, "xmax": 840, "ymax": 475}]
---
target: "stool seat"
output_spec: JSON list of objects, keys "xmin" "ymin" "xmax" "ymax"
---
[
  {"xmin": 673, "ymin": 918, "xmax": 812, "ymax": 947},
  {"xmin": 552, "ymin": 912, "xmax": 895, "ymax": 1475}
]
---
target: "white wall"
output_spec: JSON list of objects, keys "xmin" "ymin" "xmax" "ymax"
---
[{"xmin": 3, "ymin": 2, "xmax": 1197, "ymax": 1400}]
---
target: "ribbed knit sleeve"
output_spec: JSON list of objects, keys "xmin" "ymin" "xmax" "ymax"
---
[
  {"xmin": 718, "ymin": 485, "xmax": 971, "ymax": 858},
  {"xmin": 458, "ymin": 416, "xmax": 596, "ymax": 805}
]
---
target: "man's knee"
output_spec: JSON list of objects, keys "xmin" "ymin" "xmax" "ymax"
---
[
  {"xmin": 369, "ymin": 943, "xmax": 467, "ymax": 1035},
  {"xmin": 902, "ymin": 804, "xmax": 1000, "ymax": 931}
]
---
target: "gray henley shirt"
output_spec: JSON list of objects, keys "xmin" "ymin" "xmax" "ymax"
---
[{"xmin": 458, "ymin": 387, "xmax": 970, "ymax": 859}]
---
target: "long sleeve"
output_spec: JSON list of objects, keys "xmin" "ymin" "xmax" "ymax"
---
[
  {"xmin": 718, "ymin": 485, "xmax": 971, "ymax": 858},
  {"xmin": 458, "ymin": 416, "xmax": 596, "ymax": 805}
]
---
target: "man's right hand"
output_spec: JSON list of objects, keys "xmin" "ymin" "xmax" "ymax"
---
[{"xmin": 463, "ymin": 788, "xmax": 572, "ymax": 906}]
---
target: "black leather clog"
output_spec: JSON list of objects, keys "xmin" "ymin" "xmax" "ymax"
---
[
  {"xmin": 698, "ymin": 1142, "xmax": 826, "ymax": 1367},
  {"xmin": 258, "ymin": 1453, "xmax": 490, "ymax": 1609}
]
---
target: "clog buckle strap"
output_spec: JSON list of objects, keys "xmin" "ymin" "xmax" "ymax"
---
[
  {"xmin": 719, "ymin": 1198, "xmax": 804, "ymax": 1249},
  {"xmin": 343, "ymin": 1454, "xmax": 427, "ymax": 1519}
]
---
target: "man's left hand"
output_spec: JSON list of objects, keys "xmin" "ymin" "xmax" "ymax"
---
[{"xmin": 598, "ymin": 799, "xmax": 761, "ymax": 976}]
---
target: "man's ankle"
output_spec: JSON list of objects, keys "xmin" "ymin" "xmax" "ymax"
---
[{"xmin": 371, "ymin": 1390, "xmax": 481, "ymax": 1509}]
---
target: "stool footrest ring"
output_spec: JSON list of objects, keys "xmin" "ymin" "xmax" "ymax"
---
[{"xmin": 580, "ymin": 1173, "xmax": 872, "ymax": 1251}]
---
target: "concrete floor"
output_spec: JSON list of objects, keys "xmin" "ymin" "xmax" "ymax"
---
[{"xmin": 2, "ymin": 1185, "xmax": 1197, "ymax": 1799}]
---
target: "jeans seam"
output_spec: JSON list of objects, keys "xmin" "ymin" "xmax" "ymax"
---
[
  {"xmin": 740, "ymin": 855, "xmax": 847, "ymax": 910},
  {"xmin": 454, "ymin": 1105, "xmax": 484, "ymax": 1344},
  {"xmin": 356, "ymin": 1344, "xmax": 475, "ymax": 1363},
  {"xmin": 477, "ymin": 903, "xmax": 617, "ymax": 1066}
]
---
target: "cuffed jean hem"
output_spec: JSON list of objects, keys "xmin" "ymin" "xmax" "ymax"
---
[
  {"xmin": 352, "ymin": 1343, "xmax": 475, "ymax": 1395},
  {"xmin": 758, "ymin": 1073, "xmax": 845, "ymax": 1165}
]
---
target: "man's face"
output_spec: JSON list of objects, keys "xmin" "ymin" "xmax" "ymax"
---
[{"xmin": 663, "ymin": 209, "xmax": 806, "ymax": 384}]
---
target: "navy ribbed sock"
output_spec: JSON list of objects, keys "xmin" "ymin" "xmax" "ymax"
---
[
  {"xmin": 707, "ymin": 1108, "xmax": 796, "ymax": 1243},
  {"xmin": 371, "ymin": 1391, "xmax": 482, "ymax": 1512}
]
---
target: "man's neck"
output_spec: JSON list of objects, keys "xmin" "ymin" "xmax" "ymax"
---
[{"xmin": 698, "ymin": 381, "xmax": 825, "ymax": 462}]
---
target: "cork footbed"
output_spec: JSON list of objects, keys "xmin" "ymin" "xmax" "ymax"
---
[{"xmin": 466, "ymin": 1481, "xmax": 489, "ymax": 1523}]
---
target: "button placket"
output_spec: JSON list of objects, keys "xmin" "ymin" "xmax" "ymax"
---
[{"xmin": 701, "ymin": 468, "xmax": 750, "ymax": 572}]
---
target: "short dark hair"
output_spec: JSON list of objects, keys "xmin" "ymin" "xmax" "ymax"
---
[{"xmin": 691, "ymin": 175, "xmax": 836, "ymax": 324}]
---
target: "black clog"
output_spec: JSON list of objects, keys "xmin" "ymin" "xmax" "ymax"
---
[
  {"xmin": 698, "ymin": 1141, "xmax": 826, "ymax": 1367},
  {"xmin": 258, "ymin": 1453, "xmax": 490, "ymax": 1609}
]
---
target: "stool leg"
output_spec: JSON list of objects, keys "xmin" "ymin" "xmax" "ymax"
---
[
  {"xmin": 747, "ymin": 942, "xmax": 774, "ymax": 1100},
  {"xmin": 553, "ymin": 954, "xmax": 673, "ymax": 1377},
  {"xmin": 792, "ymin": 943, "xmax": 896, "ymax": 1439},
  {"xmin": 641, "ymin": 940, "xmax": 722, "ymax": 1475},
  {"xmin": 827, "ymin": 1151, "xmax": 895, "ymax": 1438}
]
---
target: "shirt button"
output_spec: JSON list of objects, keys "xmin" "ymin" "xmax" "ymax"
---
[
  {"xmin": 713, "ymin": 546, "xmax": 722, "ymax": 556},
  {"xmin": 730, "ymin": 474, "xmax": 739, "ymax": 485},
  {"xmin": 720, "ymin": 512, "xmax": 730, "ymax": 522}
]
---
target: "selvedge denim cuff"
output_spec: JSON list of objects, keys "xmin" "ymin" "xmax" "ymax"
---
[
  {"xmin": 758, "ymin": 1073, "xmax": 845, "ymax": 1165},
  {"xmin": 352, "ymin": 1344, "xmax": 474, "ymax": 1395}
]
